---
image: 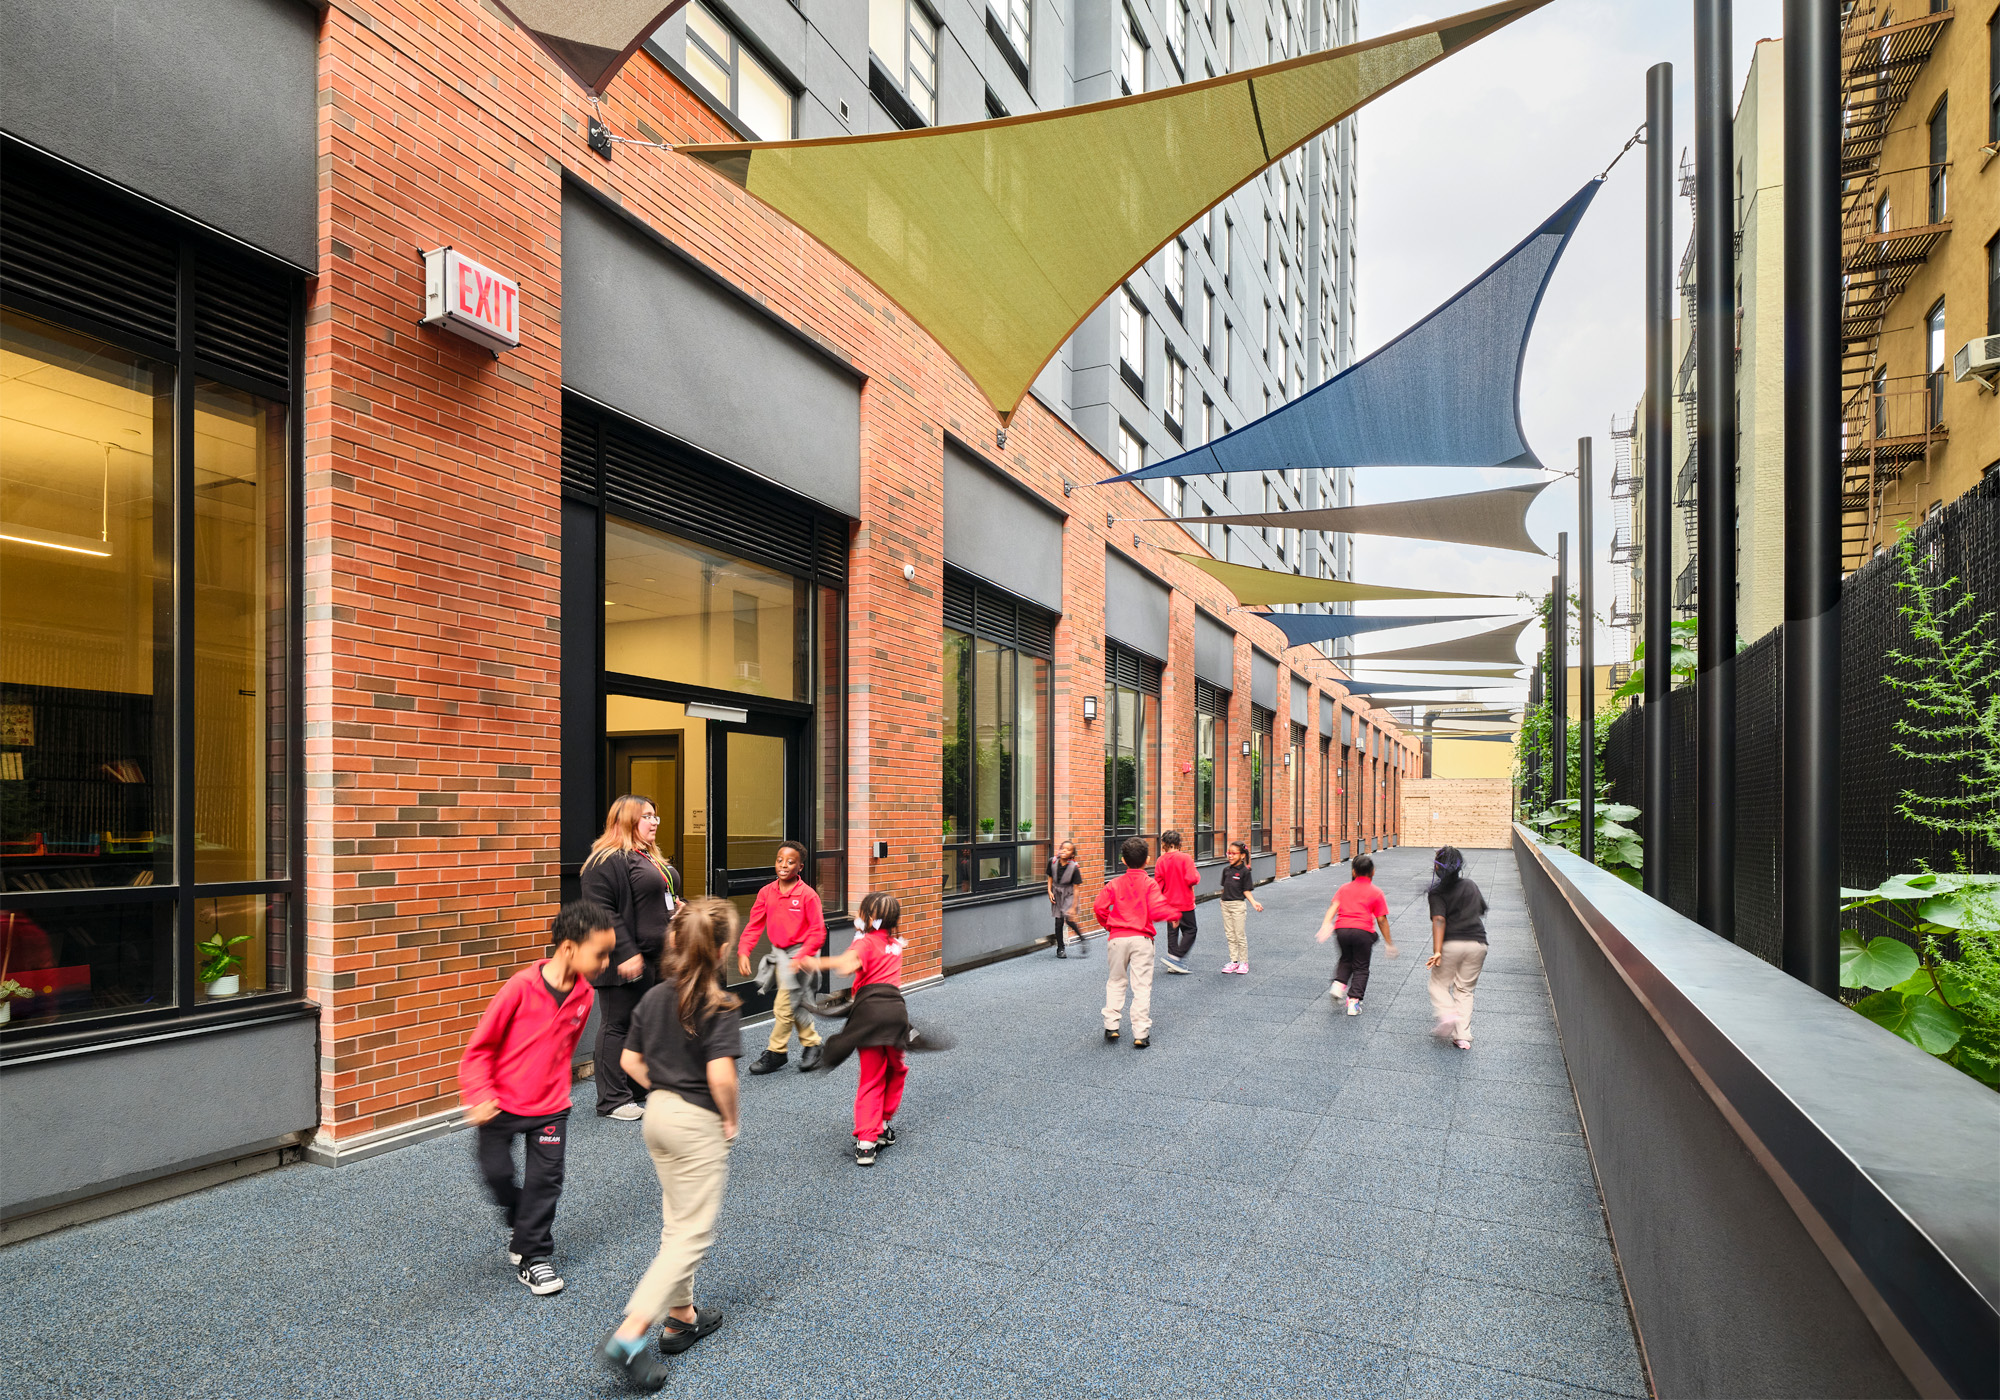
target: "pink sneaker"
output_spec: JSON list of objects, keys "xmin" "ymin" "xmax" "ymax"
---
[
  {"xmin": 1453, "ymin": 1039, "xmax": 1471, "ymax": 1050},
  {"xmin": 1345, "ymin": 998, "xmax": 1361, "ymax": 1016},
  {"xmin": 1235, "ymin": 961, "xmax": 1249, "ymax": 974},
  {"xmin": 1220, "ymin": 961, "xmax": 1239, "ymax": 974}
]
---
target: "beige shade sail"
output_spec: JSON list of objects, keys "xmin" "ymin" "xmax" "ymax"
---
[
  {"xmin": 1171, "ymin": 553, "xmax": 1504, "ymax": 606},
  {"xmin": 1350, "ymin": 664, "xmax": 1525, "ymax": 679},
  {"xmin": 492, "ymin": 1, "xmax": 687, "ymax": 94},
  {"xmin": 1193, "ymin": 482, "xmax": 1549, "ymax": 554},
  {"xmin": 1352, "ymin": 618, "xmax": 1535, "ymax": 666},
  {"xmin": 679, "ymin": 1, "xmax": 1550, "ymax": 419}
]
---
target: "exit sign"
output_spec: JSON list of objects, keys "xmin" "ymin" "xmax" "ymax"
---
[{"xmin": 422, "ymin": 247, "xmax": 520, "ymax": 353}]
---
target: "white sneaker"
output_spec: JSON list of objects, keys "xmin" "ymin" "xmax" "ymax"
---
[
  {"xmin": 1329, "ymin": 980, "xmax": 1347, "ymax": 1000},
  {"xmin": 1346, "ymin": 998, "xmax": 1361, "ymax": 1016},
  {"xmin": 609, "ymin": 1103, "xmax": 644, "ymax": 1121}
]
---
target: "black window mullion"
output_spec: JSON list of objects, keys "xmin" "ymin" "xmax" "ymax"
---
[{"xmin": 174, "ymin": 244, "xmax": 198, "ymax": 1013}]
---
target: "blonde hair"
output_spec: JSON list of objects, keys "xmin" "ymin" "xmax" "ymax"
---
[
  {"xmin": 583, "ymin": 794, "xmax": 672, "ymax": 882},
  {"xmin": 664, "ymin": 897, "xmax": 742, "ymax": 1033}
]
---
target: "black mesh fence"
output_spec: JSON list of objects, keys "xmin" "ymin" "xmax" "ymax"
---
[{"xmin": 1603, "ymin": 470, "xmax": 1999, "ymax": 964}]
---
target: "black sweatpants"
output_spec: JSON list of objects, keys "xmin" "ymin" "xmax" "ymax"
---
[
  {"xmin": 593, "ymin": 977, "xmax": 648, "ymax": 1113},
  {"xmin": 477, "ymin": 1110, "xmax": 568, "ymax": 1262},
  {"xmin": 1163, "ymin": 908, "xmax": 1198, "ymax": 959},
  {"xmin": 1334, "ymin": 929, "xmax": 1378, "ymax": 1000}
]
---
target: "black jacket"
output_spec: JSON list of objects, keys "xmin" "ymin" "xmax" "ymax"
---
[
  {"xmin": 579, "ymin": 850, "xmax": 679, "ymax": 989},
  {"xmin": 820, "ymin": 983, "xmax": 911, "ymax": 1070}
]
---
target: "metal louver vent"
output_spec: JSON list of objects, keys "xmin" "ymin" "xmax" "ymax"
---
[
  {"xmin": 195, "ymin": 256, "xmax": 291, "ymax": 388},
  {"xmin": 1252, "ymin": 705, "xmax": 1274, "ymax": 736},
  {"xmin": 943, "ymin": 568, "xmax": 1056, "ymax": 658},
  {"xmin": 1106, "ymin": 644, "xmax": 1161, "ymax": 695},
  {"xmin": 943, "ymin": 573, "xmax": 976, "ymax": 633},
  {"xmin": 0, "ymin": 156, "xmax": 176, "ymax": 349},
  {"xmin": 1194, "ymin": 678, "xmax": 1226, "ymax": 715},
  {"xmin": 561, "ymin": 417, "xmax": 598, "ymax": 500}
]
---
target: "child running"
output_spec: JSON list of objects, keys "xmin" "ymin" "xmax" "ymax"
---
[
  {"xmin": 1153, "ymin": 830, "xmax": 1200, "ymax": 974},
  {"xmin": 1095, "ymin": 836, "xmax": 1175, "ymax": 1048},
  {"xmin": 1426, "ymin": 845, "xmax": 1490, "ymax": 1050},
  {"xmin": 459, "ymin": 901, "xmax": 615, "ymax": 1297},
  {"xmin": 1315, "ymin": 853, "xmax": 1397, "ymax": 1016},
  {"xmin": 793, "ymin": 892, "xmax": 909, "ymax": 1167},
  {"xmin": 1217, "ymin": 840, "xmax": 1263, "ymax": 973},
  {"xmin": 737, "ymin": 840, "xmax": 826, "ymax": 1075},
  {"xmin": 597, "ymin": 897, "xmax": 743, "ymax": 1391}
]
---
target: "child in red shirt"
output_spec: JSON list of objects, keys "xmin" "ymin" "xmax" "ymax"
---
[
  {"xmin": 736, "ymin": 840, "xmax": 827, "ymax": 1075},
  {"xmin": 459, "ymin": 901, "xmax": 616, "ymax": 1296},
  {"xmin": 1153, "ymin": 830, "xmax": 1200, "ymax": 974},
  {"xmin": 1094, "ymin": 836, "xmax": 1176, "ymax": 1048},
  {"xmin": 1315, "ymin": 853, "xmax": 1398, "ymax": 1016},
  {"xmin": 793, "ymin": 891, "xmax": 909, "ymax": 1167}
]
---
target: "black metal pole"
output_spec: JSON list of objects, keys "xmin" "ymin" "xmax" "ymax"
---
[
  {"xmin": 1694, "ymin": 0, "xmax": 1736, "ymax": 941},
  {"xmin": 1527, "ymin": 659, "xmax": 1544, "ymax": 814},
  {"xmin": 1643, "ymin": 61, "xmax": 1674, "ymax": 900},
  {"xmin": 1782, "ymin": 0, "xmax": 1841, "ymax": 992},
  {"xmin": 1553, "ymin": 538, "xmax": 1568, "ymax": 807},
  {"xmin": 1579, "ymin": 439, "xmax": 1596, "ymax": 862}
]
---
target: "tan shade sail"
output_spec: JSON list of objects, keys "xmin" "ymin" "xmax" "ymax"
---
[
  {"xmin": 1195, "ymin": 482, "xmax": 1549, "ymax": 554},
  {"xmin": 1353, "ymin": 618, "xmax": 1535, "ymax": 666},
  {"xmin": 492, "ymin": 1, "xmax": 686, "ymax": 94},
  {"xmin": 1170, "ymin": 553, "xmax": 1504, "ymax": 607},
  {"xmin": 679, "ymin": 1, "xmax": 1550, "ymax": 418},
  {"xmin": 1350, "ymin": 664, "xmax": 1525, "ymax": 680}
]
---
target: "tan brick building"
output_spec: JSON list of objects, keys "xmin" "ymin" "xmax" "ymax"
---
[{"xmin": 0, "ymin": 0, "xmax": 1414, "ymax": 1226}]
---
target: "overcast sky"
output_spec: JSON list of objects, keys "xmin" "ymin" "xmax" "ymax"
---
[{"xmin": 1343, "ymin": 0, "xmax": 1783, "ymax": 704}]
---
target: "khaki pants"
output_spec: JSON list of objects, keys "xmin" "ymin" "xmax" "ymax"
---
[
  {"xmin": 766, "ymin": 981, "xmax": 824, "ymax": 1053},
  {"xmin": 624, "ymin": 1091, "xmax": 731, "ymax": 1325},
  {"xmin": 1220, "ymin": 901, "xmax": 1249, "ymax": 963},
  {"xmin": 1102, "ymin": 936, "xmax": 1155, "ymax": 1037},
  {"xmin": 1428, "ymin": 939, "xmax": 1489, "ymax": 1042}
]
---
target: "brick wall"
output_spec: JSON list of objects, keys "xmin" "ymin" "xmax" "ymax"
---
[{"xmin": 305, "ymin": 0, "xmax": 1417, "ymax": 1150}]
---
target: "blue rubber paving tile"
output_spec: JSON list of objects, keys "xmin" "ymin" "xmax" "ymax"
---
[{"xmin": 0, "ymin": 846, "xmax": 1643, "ymax": 1400}]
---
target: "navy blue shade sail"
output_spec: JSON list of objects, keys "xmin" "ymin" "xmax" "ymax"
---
[
  {"xmin": 1106, "ymin": 179, "xmax": 1601, "ymax": 483},
  {"xmin": 1261, "ymin": 611, "xmax": 1503, "ymax": 647}
]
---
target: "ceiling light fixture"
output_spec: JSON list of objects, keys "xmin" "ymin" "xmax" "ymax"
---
[{"xmin": 0, "ymin": 529, "xmax": 110, "ymax": 558}]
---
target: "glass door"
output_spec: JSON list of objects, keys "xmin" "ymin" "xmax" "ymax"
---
[{"xmin": 710, "ymin": 714, "xmax": 806, "ymax": 1010}]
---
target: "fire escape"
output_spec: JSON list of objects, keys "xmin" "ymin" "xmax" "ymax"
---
[
  {"xmin": 1674, "ymin": 155, "xmax": 1700, "ymax": 616},
  {"xmin": 1608, "ymin": 412, "xmax": 1640, "ymax": 660},
  {"xmin": 1838, "ymin": 1, "xmax": 1953, "ymax": 569}
]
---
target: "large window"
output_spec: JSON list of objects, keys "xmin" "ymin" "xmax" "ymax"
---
[
  {"xmin": 995, "ymin": 0, "xmax": 1031, "ymax": 62},
  {"xmin": 1119, "ymin": 289, "xmax": 1146, "ymax": 390},
  {"xmin": 1927, "ymin": 299, "xmax": 1947, "ymax": 430},
  {"xmin": 1103, "ymin": 645, "xmax": 1162, "ymax": 870},
  {"xmin": 871, "ymin": 0, "xmax": 939, "ymax": 124},
  {"xmin": 1318, "ymin": 732, "xmax": 1331, "ymax": 846},
  {"xmin": 1, "ymin": 209, "xmax": 297, "ymax": 1036},
  {"xmin": 682, "ymin": 2, "xmax": 795, "ymax": 140},
  {"xmin": 1120, "ymin": 8, "xmax": 1146, "ymax": 93},
  {"xmin": 1289, "ymin": 721, "xmax": 1306, "ymax": 849},
  {"xmin": 1928, "ymin": 95, "xmax": 1949, "ymax": 226},
  {"xmin": 1249, "ymin": 705, "xmax": 1273, "ymax": 853},
  {"xmin": 942, "ymin": 575, "xmax": 1052, "ymax": 896},
  {"xmin": 1194, "ymin": 680, "xmax": 1227, "ymax": 860}
]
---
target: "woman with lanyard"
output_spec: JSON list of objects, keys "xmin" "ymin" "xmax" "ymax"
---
[
  {"xmin": 1046, "ymin": 839, "xmax": 1086, "ymax": 958},
  {"xmin": 580, "ymin": 794, "xmax": 681, "ymax": 1120}
]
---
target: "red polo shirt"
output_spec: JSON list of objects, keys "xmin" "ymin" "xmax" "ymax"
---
[
  {"xmin": 737, "ymin": 878, "xmax": 827, "ymax": 960},
  {"xmin": 1093, "ymin": 868, "xmax": 1176, "ymax": 939},
  {"xmin": 1153, "ymin": 850, "xmax": 1198, "ymax": 913}
]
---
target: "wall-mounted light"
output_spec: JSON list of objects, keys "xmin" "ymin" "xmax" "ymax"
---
[
  {"xmin": 1283, "ymin": 751, "xmax": 1293, "ymax": 767},
  {"xmin": 1082, "ymin": 695, "xmax": 1098, "ymax": 722},
  {"xmin": 1240, "ymin": 740, "xmax": 1251, "ymax": 756}
]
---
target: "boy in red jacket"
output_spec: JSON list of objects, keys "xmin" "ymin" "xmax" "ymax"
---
[
  {"xmin": 459, "ymin": 901, "xmax": 615, "ymax": 1297},
  {"xmin": 1094, "ymin": 836, "xmax": 1176, "ymax": 1049},
  {"xmin": 1153, "ymin": 830, "xmax": 1200, "ymax": 975},
  {"xmin": 736, "ymin": 840, "xmax": 827, "ymax": 1074}
]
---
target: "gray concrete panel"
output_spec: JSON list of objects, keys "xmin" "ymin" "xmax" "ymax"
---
[
  {"xmin": 1194, "ymin": 610, "xmax": 1235, "ymax": 687},
  {"xmin": 1104, "ymin": 550, "xmax": 1169, "ymax": 660},
  {"xmin": 1251, "ymin": 648, "xmax": 1278, "ymax": 711},
  {"xmin": 943, "ymin": 893, "xmax": 1051, "ymax": 969},
  {"xmin": 1290, "ymin": 676, "xmax": 1309, "ymax": 723},
  {"xmin": 561, "ymin": 186, "xmax": 862, "ymax": 517},
  {"xmin": 1289, "ymin": 848, "xmax": 1307, "ymax": 875},
  {"xmin": 943, "ymin": 442, "xmax": 1065, "ymax": 613},
  {"xmin": 0, "ymin": 1010, "xmax": 317, "ymax": 1218},
  {"xmin": 1320, "ymin": 692, "xmax": 1334, "ymax": 737},
  {"xmin": 0, "ymin": 0, "xmax": 318, "ymax": 268},
  {"xmin": 1516, "ymin": 830, "xmax": 1996, "ymax": 1399}
]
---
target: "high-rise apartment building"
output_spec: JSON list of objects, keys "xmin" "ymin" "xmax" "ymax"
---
[{"xmin": 650, "ymin": 0, "xmax": 1362, "ymax": 629}]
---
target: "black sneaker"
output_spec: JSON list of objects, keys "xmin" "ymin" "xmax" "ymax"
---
[
  {"xmin": 658, "ymin": 1305, "xmax": 724, "ymax": 1354},
  {"xmin": 854, "ymin": 1140, "xmax": 877, "ymax": 1167},
  {"xmin": 598, "ymin": 1330, "xmax": 669, "ymax": 1391},
  {"xmin": 748, "ymin": 1050, "xmax": 788, "ymax": 1075},
  {"xmin": 1133, "ymin": 1035, "xmax": 1150, "ymax": 1049},
  {"xmin": 878, "ymin": 1123, "xmax": 897, "ymax": 1151},
  {"xmin": 1103, "ymin": 1027, "xmax": 1120, "ymax": 1042},
  {"xmin": 518, "ymin": 1258, "xmax": 564, "ymax": 1295},
  {"xmin": 798, "ymin": 1045, "xmax": 824, "ymax": 1072}
]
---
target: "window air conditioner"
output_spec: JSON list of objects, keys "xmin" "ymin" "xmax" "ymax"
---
[{"xmin": 1952, "ymin": 336, "xmax": 2000, "ymax": 386}]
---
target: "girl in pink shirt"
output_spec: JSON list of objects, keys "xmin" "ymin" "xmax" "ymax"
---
[
  {"xmin": 792, "ymin": 891, "xmax": 909, "ymax": 1168},
  {"xmin": 1315, "ymin": 853, "xmax": 1398, "ymax": 1016}
]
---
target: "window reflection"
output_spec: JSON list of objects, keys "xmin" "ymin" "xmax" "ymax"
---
[{"xmin": 604, "ymin": 517, "xmax": 805, "ymax": 700}]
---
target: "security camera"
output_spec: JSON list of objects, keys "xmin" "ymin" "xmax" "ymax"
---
[{"xmin": 903, "ymin": 563, "xmax": 916, "ymax": 582}]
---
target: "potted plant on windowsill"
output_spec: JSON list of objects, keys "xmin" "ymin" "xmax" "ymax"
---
[
  {"xmin": 0, "ymin": 978, "xmax": 31, "ymax": 1025},
  {"xmin": 198, "ymin": 930, "xmax": 251, "ymax": 998},
  {"xmin": 978, "ymin": 817, "xmax": 997, "ymax": 840},
  {"xmin": 1017, "ymin": 819, "xmax": 1034, "ymax": 838}
]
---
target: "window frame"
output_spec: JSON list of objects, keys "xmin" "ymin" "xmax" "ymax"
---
[
  {"xmin": 1194, "ymin": 681, "xmax": 1228, "ymax": 861},
  {"xmin": 1119, "ymin": 287, "xmax": 1147, "ymax": 393},
  {"xmin": 1289, "ymin": 720, "xmax": 1306, "ymax": 849},
  {"xmin": 680, "ymin": 1, "xmax": 797, "ymax": 141},
  {"xmin": 1102, "ymin": 645, "xmax": 1163, "ymax": 872},
  {"xmin": 1165, "ymin": 351, "xmax": 1186, "ymax": 436},
  {"xmin": 0, "ymin": 166, "xmax": 306, "ymax": 1050},
  {"xmin": 871, "ymin": 0, "xmax": 939, "ymax": 126},
  {"xmin": 1249, "ymin": 705, "xmax": 1273, "ymax": 853},
  {"xmin": 1119, "ymin": 7, "xmax": 1147, "ymax": 94}
]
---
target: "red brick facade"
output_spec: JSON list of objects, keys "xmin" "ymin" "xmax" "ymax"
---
[{"xmin": 302, "ymin": 0, "xmax": 1416, "ymax": 1151}]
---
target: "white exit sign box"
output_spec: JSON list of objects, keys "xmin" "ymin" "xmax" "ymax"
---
[{"xmin": 422, "ymin": 247, "xmax": 520, "ymax": 352}]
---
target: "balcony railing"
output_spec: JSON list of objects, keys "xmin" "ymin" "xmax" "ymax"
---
[
  {"xmin": 1842, "ymin": 372, "xmax": 1946, "ymax": 469},
  {"xmin": 1839, "ymin": 3, "xmax": 1954, "ymax": 172}
]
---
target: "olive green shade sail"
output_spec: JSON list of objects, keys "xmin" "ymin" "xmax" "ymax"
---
[
  {"xmin": 1194, "ymin": 483, "xmax": 1550, "ymax": 554},
  {"xmin": 1352, "ymin": 618, "xmax": 1535, "ymax": 666},
  {"xmin": 1169, "ymin": 553, "xmax": 1506, "ymax": 606},
  {"xmin": 678, "ymin": 1, "xmax": 1551, "ymax": 419},
  {"xmin": 492, "ymin": 1, "xmax": 687, "ymax": 94}
]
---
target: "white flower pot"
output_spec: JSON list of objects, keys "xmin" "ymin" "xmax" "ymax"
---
[
  {"xmin": 204, "ymin": 975, "xmax": 240, "ymax": 998},
  {"xmin": 0, "ymin": 1001, "xmax": 10, "ymax": 1024}
]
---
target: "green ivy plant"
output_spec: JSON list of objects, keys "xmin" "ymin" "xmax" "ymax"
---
[
  {"xmin": 1610, "ymin": 617, "xmax": 1698, "ymax": 701},
  {"xmin": 1528, "ymin": 783, "xmax": 1644, "ymax": 887},
  {"xmin": 197, "ymin": 930, "xmax": 251, "ymax": 985},
  {"xmin": 1841, "ymin": 872, "xmax": 2000, "ymax": 1086}
]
